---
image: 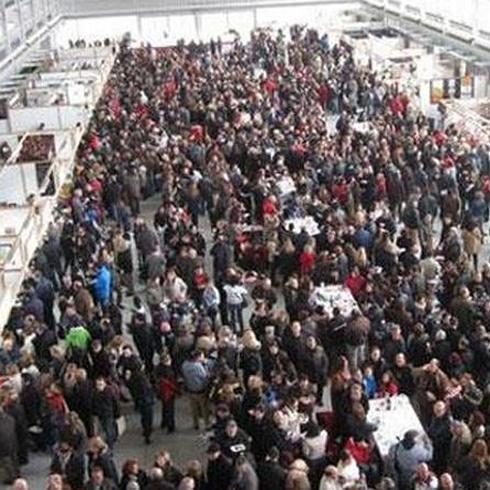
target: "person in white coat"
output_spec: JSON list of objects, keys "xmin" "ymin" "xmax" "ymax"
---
[{"xmin": 319, "ymin": 466, "xmax": 342, "ymax": 490}]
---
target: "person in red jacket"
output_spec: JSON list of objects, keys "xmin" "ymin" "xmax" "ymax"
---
[
  {"xmin": 389, "ymin": 95, "xmax": 404, "ymax": 116},
  {"xmin": 262, "ymin": 195, "xmax": 279, "ymax": 223},
  {"xmin": 164, "ymin": 78, "xmax": 178, "ymax": 102},
  {"xmin": 109, "ymin": 97, "xmax": 121, "ymax": 120},
  {"xmin": 190, "ymin": 124, "xmax": 204, "ymax": 143},
  {"xmin": 332, "ymin": 178, "xmax": 349, "ymax": 205},
  {"xmin": 345, "ymin": 267, "xmax": 367, "ymax": 297},
  {"xmin": 318, "ymin": 83, "xmax": 330, "ymax": 109},
  {"xmin": 155, "ymin": 353, "xmax": 178, "ymax": 433},
  {"xmin": 263, "ymin": 77, "xmax": 278, "ymax": 96},
  {"xmin": 376, "ymin": 371, "xmax": 399, "ymax": 398},
  {"xmin": 44, "ymin": 382, "xmax": 69, "ymax": 431},
  {"xmin": 344, "ymin": 436, "xmax": 373, "ymax": 466},
  {"xmin": 89, "ymin": 133, "xmax": 101, "ymax": 151},
  {"xmin": 433, "ymin": 130, "xmax": 447, "ymax": 147},
  {"xmin": 193, "ymin": 265, "xmax": 208, "ymax": 306},
  {"xmin": 300, "ymin": 244, "xmax": 316, "ymax": 276},
  {"xmin": 375, "ymin": 172, "xmax": 387, "ymax": 201}
]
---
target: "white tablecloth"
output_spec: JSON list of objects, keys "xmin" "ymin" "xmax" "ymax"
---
[
  {"xmin": 276, "ymin": 176, "xmax": 296, "ymax": 198},
  {"xmin": 309, "ymin": 285, "xmax": 358, "ymax": 316},
  {"xmin": 367, "ymin": 394, "xmax": 428, "ymax": 458},
  {"xmin": 284, "ymin": 216, "xmax": 320, "ymax": 236},
  {"xmin": 352, "ymin": 121, "xmax": 371, "ymax": 133}
]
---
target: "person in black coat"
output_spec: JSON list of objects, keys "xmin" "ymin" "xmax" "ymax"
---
[
  {"xmin": 345, "ymin": 402, "xmax": 377, "ymax": 442},
  {"xmin": 247, "ymin": 405, "xmax": 270, "ymax": 462},
  {"xmin": 0, "ymin": 408, "xmax": 17, "ymax": 484},
  {"xmin": 116, "ymin": 345, "xmax": 143, "ymax": 377},
  {"xmin": 50, "ymin": 441, "xmax": 86, "ymax": 490},
  {"xmin": 120, "ymin": 459, "xmax": 148, "ymax": 490},
  {"xmin": 205, "ymin": 443, "xmax": 234, "ymax": 490},
  {"xmin": 124, "ymin": 368, "xmax": 155, "ymax": 444},
  {"xmin": 282, "ymin": 322, "xmax": 307, "ymax": 371},
  {"xmin": 216, "ymin": 418, "xmax": 252, "ymax": 463},
  {"xmin": 239, "ymin": 344, "xmax": 263, "ymax": 388},
  {"xmin": 261, "ymin": 341, "xmax": 291, "ymax": 383},
  {"xmin": 301, "ymin": 335, "xmax": 329, "ymax": 403},
  {"xmin": 455, "ymin": 439, "xmax": 490, "ymax": 490},
  {"xmin": 34, "ymin": 272, "xmax": 56, "ymax": 329},
  {"xmin": 70, "ymin": 369, "xmax": 94, "ymax": 437},
  {"xmin": 23, "ymin": 290, "xmax": 44, "ymax": 323},
  {"xmin": 256, "ymin": 446, "xmax": 286, "ymax": 490},
  {"xmin": 144, "ymin": 468, "xmax": 175, "ymax": 490},
  {"xmin": 210, "ymin": 236, "xmax": 232, "ymax": 287},
  {"xmin": 4, "ymin": 392, "xmax": 29, "ymax": 466},
  {"xmin": 129, "ymin": 300, "xmax": 155, "ymax": 374},
  {"xmin": 432, "ymin": 330, "xmax": 453, "ymax": 373},
  {"xmin": 92, "ymin": 378, "xmax": 119, "ymax": 450},
  {"xmin": 32, "ymin": 323, "xmax": 57, "ymax": 365},
  {"xmin": 153, "ymin": 451, "xmax": 183, "ymax": 487},
  {"xmin": 84, "ymin": 465, "xmax": 118, "ymax": 490},
  {"xmin": 20, "ymin": 373, "xmax": 42, "ymax": 429},
  {"xmin": 428, "ymin": 401, "xmax": 452, "ymax": 475},
  {"xmin": 265, "ymin": 412, "xmax": 294, "ymax": 455},
  {"xmin": 90, "ymin": 341, "xmax": 113, "ymax": 379},
  {"xmin": 391, "ymin": 352, "xmax": 415, "ymax": 396},
  {"xmin": 87, "ymin": 436, "xmax": 119, "ymax": 485}
]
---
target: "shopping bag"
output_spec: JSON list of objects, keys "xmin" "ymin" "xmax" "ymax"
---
[{"xmin": 116, "ymin": 416, "xmax": 126, "ymax": 437}]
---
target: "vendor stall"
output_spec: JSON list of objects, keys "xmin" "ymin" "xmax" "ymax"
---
[
  {"xmin": 367, "ymin": 394, "xmax": 429, "ymax": 458},
  {"xmin": 284, "ymin": 216, "xmax": 321, "ymax": 236},
  {"xmin": 309, "ymin": 284, "xmax": 358, "ymax": 316},
  {"xmin": 275, "ymin": 176, "xmax": 296, "ymax": 203}
]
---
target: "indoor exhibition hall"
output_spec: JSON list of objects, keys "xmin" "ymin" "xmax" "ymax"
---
[{"xmin": 3, "ymin": 0, "xmax": 490, "ymax": 489}]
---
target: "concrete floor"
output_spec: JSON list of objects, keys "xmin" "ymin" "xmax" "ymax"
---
[{"xmin": 22, "ymin": 397, "xmax": 204, "ymax": 489}]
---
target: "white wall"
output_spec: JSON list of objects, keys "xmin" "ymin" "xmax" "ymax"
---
[
  {"xmin": 0, "ymin": 163, "xmax": 39, "ymax": 205},
  {"xmin": 9, "ymin": 105, "xmax": 88, "ymax": 132},
  {"xmin": 54, "ymin": 15, "xmax": 139, "ymax": 46},
  {"xmin": 54, "ymin": 3, "xmax": 360, "ymax": 47}
]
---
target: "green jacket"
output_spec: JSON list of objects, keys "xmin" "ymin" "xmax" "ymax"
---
[{"xmin": 65, "ymin": 326, "xmax": 91, "ymax": 351}]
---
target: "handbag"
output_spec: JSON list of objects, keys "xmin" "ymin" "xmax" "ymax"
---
[
  {"xmin": 241, "ymin": 295, "xmax": 249, "ymax": 309},
  {"xmin": 116, "ymin": 416, "xmax": 126, "ymax": 437}
]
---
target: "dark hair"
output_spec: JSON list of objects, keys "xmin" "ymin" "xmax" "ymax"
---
[
  {"xmin": 190, "ymin": 350, "xmax": 202, "ymax": 360},
  {"xmin": 207, "ymin": 442, "xmax": 220, "ymax": 454},
  {"xmin": 305, "ymin": 421, "xmax": 320, "ymax": 438},
  {"xmin": 122, "ymin": 459, "xmax": 138, "ymax": 475},
  {"xmin": 338, "ymin": 449, "xmax": 351, "ymax": 461},
  {"xmin": 401, "ymin": 430, "xmax": 418, "ymax": 450}
]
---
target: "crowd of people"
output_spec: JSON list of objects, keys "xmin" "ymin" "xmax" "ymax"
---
[
  {"xmin": 17, "ymin": 134, "xmax": 56, "ymax": 163},
  {"xmin": 2, "ymin": 23, "xmax": 490, "ymax": 490}
]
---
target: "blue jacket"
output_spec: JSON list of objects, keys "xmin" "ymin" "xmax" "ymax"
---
[
  {"xmin": 355, "ymin": 228, "xmax": 374, "ymax": 250},
  {"xmin": 94, "ymin": 265, "xmax": 112, "ymax": 305},
  {"xmin": 363, "ymin": 375, "xmax": 377, "ymax": 399},
  {"xmin": 470, "ymin": 197, "xmax": 487, "ymax": 219}
]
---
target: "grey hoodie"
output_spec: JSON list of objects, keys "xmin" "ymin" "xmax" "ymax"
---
[{"xmin": 390, "ymin": 439, "xmax": 433, "ymax": 483}]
